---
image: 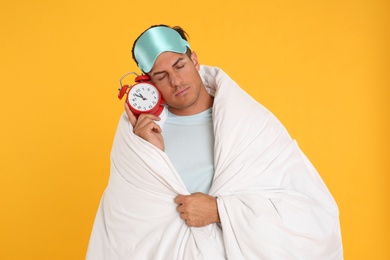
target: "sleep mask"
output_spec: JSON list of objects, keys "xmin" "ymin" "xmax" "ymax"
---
[{"xmin": 134, "ymin": 26, "xmax": 191, "ymax": 73}]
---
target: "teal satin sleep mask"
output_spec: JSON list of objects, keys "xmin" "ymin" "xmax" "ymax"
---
[{"xmin": 134, "ymin": 26, "xmax": 191, "ymax": 73}]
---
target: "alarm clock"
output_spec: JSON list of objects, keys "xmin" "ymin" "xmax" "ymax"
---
[{"xmin": 118, "ymin": 73, "xmax": 165, "ymax": 118}]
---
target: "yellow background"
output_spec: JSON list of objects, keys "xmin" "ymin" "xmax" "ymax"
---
[{"xmin": 1, "ymin": 0, "xmax": 388, "ymax": 259}]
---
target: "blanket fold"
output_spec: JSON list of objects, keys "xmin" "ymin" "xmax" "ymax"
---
[{"xmin": 87, "ymin": 65, "xmax": 342, "ymax": 259}]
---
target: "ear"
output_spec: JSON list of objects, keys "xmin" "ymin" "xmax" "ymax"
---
[{"xmin": 190, "ymin": 52, "xmax": 200, "ymax": 70}]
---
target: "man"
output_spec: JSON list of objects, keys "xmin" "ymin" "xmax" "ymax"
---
[{"xmin": 87, "ymin": 25, "xmax": 343, "ymax": 259}]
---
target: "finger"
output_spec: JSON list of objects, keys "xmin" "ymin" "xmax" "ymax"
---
[
  {"xmin": 136, "ymin": 113, "xmax": 160, "ymax": 124},
  {"xmin": 124, "ymin": 103, "xmax": 137, "ymax": 127},
  {"xmin": 180, "ymin": 212, "xmax": 187, "ymax": 220},
  {"xmin": 174, "ymin": 195, "xmax": 186, "ymax": 205},
  {"xmin": 136, "ymin": 113, "xmax": 161, "ymax": 127},
  {"xmin": 134, "ymin": 119, "xmax": 162, "ymax": 135}
]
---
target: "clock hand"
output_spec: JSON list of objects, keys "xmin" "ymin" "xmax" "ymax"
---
[
  {"xmin": 134, "ymin": 93, "xmax": 147, "ymax": 100},
  {"xmin": 139, "ymin": 93, "xmax": 147, "ymax": 100}
]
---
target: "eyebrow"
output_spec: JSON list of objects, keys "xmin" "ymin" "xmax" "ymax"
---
[{"xmin": 151, "ymin": 57, "xmax": 185, "ymax": 77}]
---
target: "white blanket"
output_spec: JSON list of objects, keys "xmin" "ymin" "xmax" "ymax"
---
[{"xmin": 87, "ymin": 65, "xmax": 343, "ymax": 259}]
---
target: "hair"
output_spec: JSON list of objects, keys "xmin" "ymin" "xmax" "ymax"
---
[{"xmin": 131, "ymin": 24, "xmax": 192, "ymax": 68}]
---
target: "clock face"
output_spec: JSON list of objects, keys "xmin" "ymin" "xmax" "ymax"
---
[{"xmin": 128, "ymin": 83, "xmax": 160, "ymax": 112}]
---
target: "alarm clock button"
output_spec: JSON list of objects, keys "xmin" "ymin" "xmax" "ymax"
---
[
  {"xmin": 118, "ymin": 85, "xmax": 129, "ymax": 100},
  {"xmin": 135, "ymin": 75, "xmax": 151, "ymax": 83}
]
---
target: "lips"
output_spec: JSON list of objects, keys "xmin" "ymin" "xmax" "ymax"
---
[{"xmin": 175, "ymin": 87, "xmax": 190, "ymax": 97}]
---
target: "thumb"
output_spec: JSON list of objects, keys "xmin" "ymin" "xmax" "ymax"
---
[{"xmin": 124, "ymin": 103, "xmax": 137, "ymax": 127}]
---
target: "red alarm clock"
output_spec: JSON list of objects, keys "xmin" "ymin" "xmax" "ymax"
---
[{"xmin": 118, "ymin": 72, "xmax": 165, "ymax": 118}]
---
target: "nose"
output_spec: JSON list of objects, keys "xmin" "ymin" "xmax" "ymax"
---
[{"xmin": 169, "ymin": 72, "xmax": 181, "ymax": 87}]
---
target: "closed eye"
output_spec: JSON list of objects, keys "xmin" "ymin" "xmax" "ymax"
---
[
  {"xmin": 155, "ymin": 73, "xmax": 167, "ymax": 81},
  {"xmin": 172, "ymin": 58, "xmax": 186, "ymax": 70}
]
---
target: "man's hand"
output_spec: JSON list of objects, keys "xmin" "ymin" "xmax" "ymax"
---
[
  {"xmin": 174, "ymin": 192, "xmax": 220, "ymax": 227},
  {"xmin": 125, "ymin": 103, "xmax": 164, "ymax": 151}
]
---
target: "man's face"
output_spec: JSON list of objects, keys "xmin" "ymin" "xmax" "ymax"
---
[{"xmin": 148, "ymin": 51, "xmax": 207, "ymax": 116}]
